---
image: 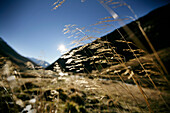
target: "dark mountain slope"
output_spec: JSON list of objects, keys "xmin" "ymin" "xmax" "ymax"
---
[
  {"xmin": 100, "ymin": 3, "xmax": 170, "ymax": 52},
  {"xmin": 0, "ymin": 37, "xmax": 37, "ymax": 70},
  {"xmin": 46, "ymin": 4, "xmax": 170, "ymax": 74}
]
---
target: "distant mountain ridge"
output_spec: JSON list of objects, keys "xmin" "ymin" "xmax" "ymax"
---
[
  {"xmin": 46, "ymin": 4, "xmax": 170, "ymax": 73},
  {"xmin": 28, "ymin": 57, "xmax": 50, "ymax": 68},
  {"xmin": 0, "ymin": 37, "xmax": 37, "ymax": 70}
]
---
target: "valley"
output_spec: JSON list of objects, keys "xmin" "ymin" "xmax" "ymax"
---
[{"xmin": 0, "ymin": 3, "xmax": 170, "ymax": 113}]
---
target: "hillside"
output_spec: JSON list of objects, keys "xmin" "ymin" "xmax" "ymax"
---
[
  {"xmin": 0, "ymin": 4, "xmax": 170, "ymax": 113},
  {"xmin": 46, "ymin": 4, "xmax": 170, "ymax": 74},
  {"xmin": 0, "ymin": 37, "xmax": 37, "ymax": 70}
]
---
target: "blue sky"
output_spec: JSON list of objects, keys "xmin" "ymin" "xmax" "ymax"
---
[{"xmin": 0, "ymin": 0, "xmax": 169, "ymax": 63}]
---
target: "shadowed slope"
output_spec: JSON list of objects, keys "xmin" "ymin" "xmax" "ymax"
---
[
  {"xmin": 0, "ymin": 37, "xmax": 37, "ymax": 70},
  {"xmin": 46, "ymin": 4, "xmax": 170, "ymax": 74}
]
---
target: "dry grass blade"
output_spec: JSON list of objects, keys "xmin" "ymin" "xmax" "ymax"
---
[
  {"xmin": 52, "ymin": 0, "xmax": 66, "ymax": 10},
  {"xmin": 1, "ymin": 0, "xmax": 169, "ymax": 113}
]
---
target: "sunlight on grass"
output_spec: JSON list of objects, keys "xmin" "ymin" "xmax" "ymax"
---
[{"xmin": 0, "ymin": 0, "xmax": 169, "ymax": 113}]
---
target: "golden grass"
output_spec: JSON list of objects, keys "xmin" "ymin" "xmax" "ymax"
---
[{"xmin": 0, "ymin": 0, "xmax": 169, "ymax": 112}]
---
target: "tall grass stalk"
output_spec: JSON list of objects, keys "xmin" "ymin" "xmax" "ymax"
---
[{"xmin": 97, "ymin": 0, "xmax": 169, "ymax": 110}]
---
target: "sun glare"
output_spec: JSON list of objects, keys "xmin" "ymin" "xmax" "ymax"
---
[{"xmin": 58, "ymin": 44, "xmax": 67, "ymax": 53}]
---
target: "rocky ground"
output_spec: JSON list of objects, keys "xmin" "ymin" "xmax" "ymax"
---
[{"xmin": 0, "ymin": 69, "xmax": 170, "ymax": 113}]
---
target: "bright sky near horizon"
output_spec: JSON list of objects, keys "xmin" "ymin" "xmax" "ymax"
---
[{"xmin": 0, "ymin": 0, "xmax": 169, "ymax": 64}]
